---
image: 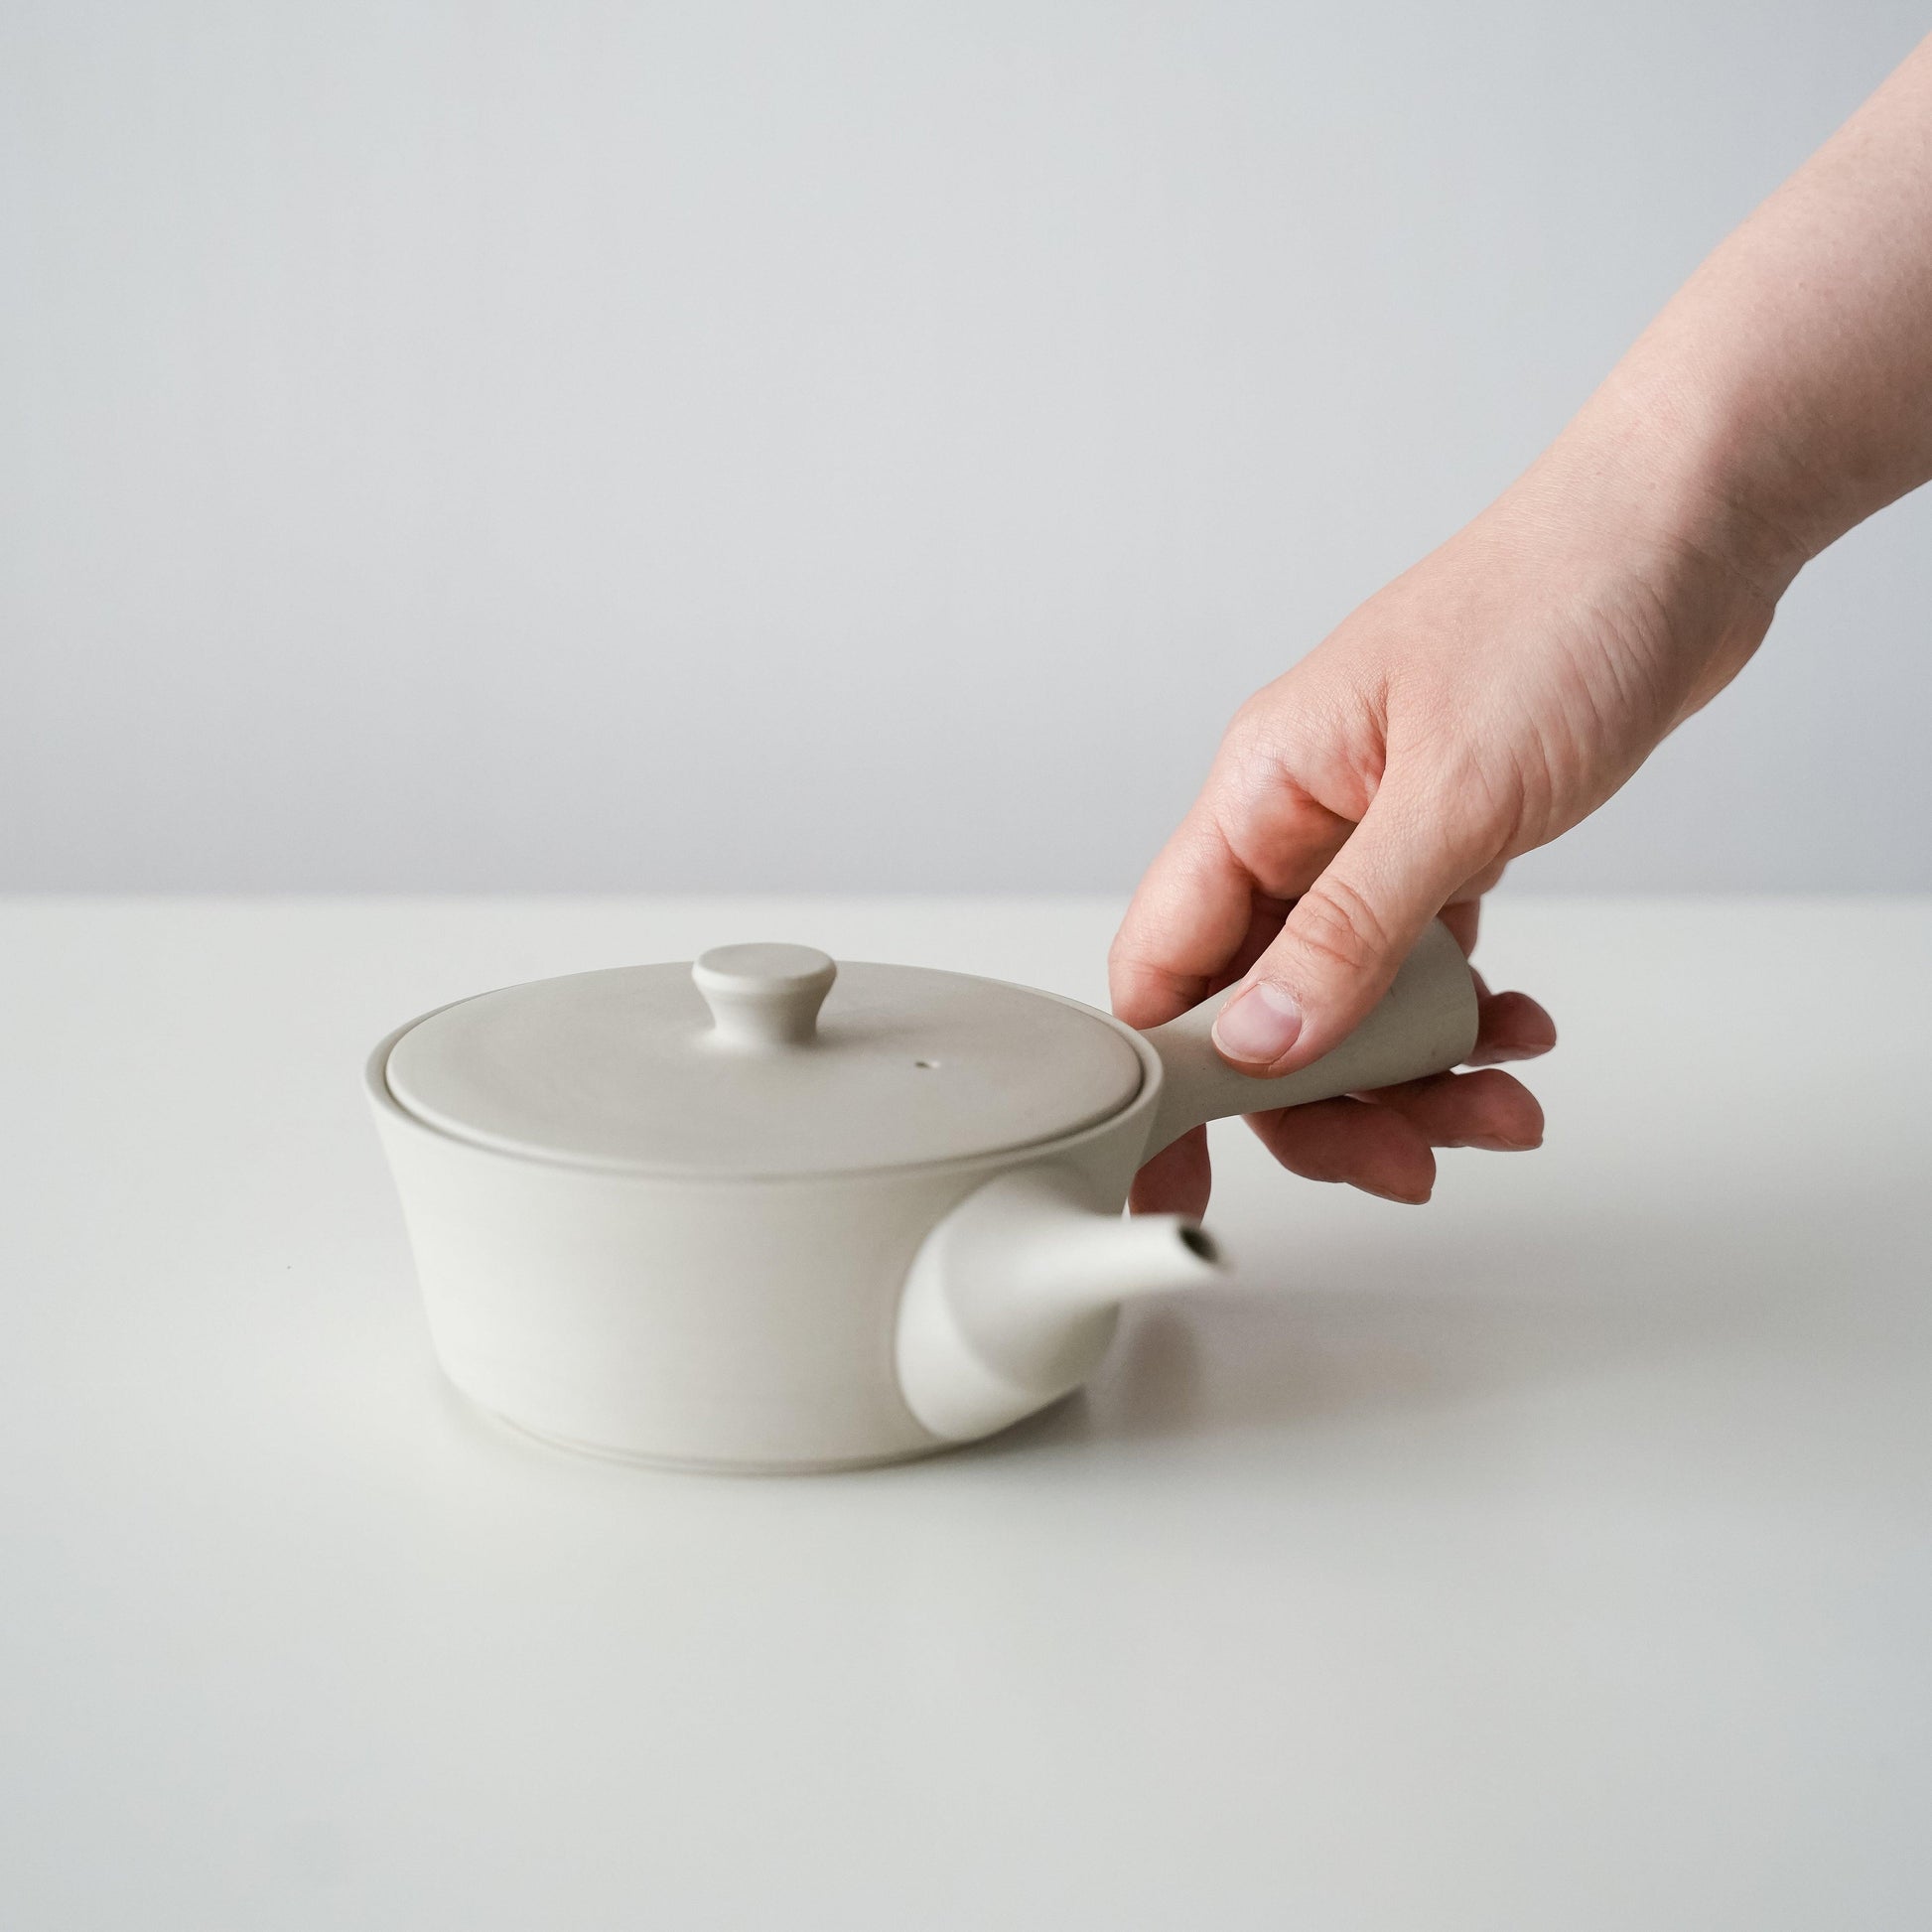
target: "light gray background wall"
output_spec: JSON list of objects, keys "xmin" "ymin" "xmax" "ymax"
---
[{"xmin": 5, "ymin": 1, "xmax": 1928, "ymax": 894}]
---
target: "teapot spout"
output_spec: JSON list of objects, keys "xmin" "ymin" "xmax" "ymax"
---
[{"xmin": 895, "ymin": 1169, "xmax": 1227, "ymax": 1446}]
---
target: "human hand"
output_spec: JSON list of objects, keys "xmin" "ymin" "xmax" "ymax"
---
[
  {"xmin": 1108, "ymin": 30, "xmax": 1932, "ymax": 1219},
  {"xmin": 1110, "ymin": 422, "xmax": 1785, "ymax": 1218}
]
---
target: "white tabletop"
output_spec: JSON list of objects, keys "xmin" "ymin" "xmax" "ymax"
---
[{"xmin": 4, "ymin": 895, "xmax": 1929, "ymax": 1929}]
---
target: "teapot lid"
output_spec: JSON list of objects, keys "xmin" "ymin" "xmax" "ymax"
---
[{"xmin": 382, "ymin": 943, "xmax": 1145, "ymax": 1176}]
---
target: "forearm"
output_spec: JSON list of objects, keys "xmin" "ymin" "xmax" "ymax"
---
[{"xmin": 1562, "ymin": 34, "xmax": 1932, "ymax": 598}]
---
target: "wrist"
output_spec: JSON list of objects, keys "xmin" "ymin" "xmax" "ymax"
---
[{"xmin": 1547, "ymin": 362, "xmax": 1815, "ymax": 609}]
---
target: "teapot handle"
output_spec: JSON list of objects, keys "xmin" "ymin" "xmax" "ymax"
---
[{"xmin": 1139, "ymin": 919, "xmax": 1479, "ymax": 1157}]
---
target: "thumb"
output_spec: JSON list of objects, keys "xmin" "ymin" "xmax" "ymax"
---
[{"xmin": 1209, "ymin": 782, "xmax": 1488, "ymax": 1076}]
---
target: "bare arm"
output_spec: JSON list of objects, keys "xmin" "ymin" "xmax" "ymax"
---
[{"xmin": 1622, "ymin": 35, "xmax": 1932, "ymax": 585}]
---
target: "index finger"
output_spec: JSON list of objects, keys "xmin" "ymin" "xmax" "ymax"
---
[{"xmin": 1108, "ymin": 812, "xmax": 1255, "ymax": 1028}]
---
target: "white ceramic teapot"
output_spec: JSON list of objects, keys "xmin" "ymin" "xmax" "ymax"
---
[{"xmin": 367, "ymin": 923, "xmax": 1476, "ymax": 1471}]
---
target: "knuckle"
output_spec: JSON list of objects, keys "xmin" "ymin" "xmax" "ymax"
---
[{"xmin": 1290, "ymin": 874, "xmax": 1390, "ymax": 982}]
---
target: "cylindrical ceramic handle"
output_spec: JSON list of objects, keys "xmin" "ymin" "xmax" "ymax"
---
[
  {"xmin": 692, "ymin": 943, "xmax": 837, "ymax": 1049},
  {"xmin": 1140, "ymin": 919, "xmax": 1479, "ymax": 1156}
]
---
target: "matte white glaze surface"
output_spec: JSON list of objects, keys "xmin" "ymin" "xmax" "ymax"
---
[
  {"xmin": 384, "ymin": 955, "xmax": 1145, "ymax": 1174},
  {"xmin": 367, "ymin": 1015, "xmax": 1159, "ymax": 1468},
  {"xmin": 369, "ymin": 924, "xmax": 1475, "ymax": 1467}
]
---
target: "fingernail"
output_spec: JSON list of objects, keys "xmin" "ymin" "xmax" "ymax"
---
[
  {"xmin": 1211, "ymin": 980, "xmax": 1303, "ymax": 1065},
  {"xmin": 1472, "ymin": 1038, "xmax": 1547, "ymax": 1065}
]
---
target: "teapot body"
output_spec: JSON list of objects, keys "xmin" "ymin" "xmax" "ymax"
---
[
  {"xmin": 367, "ymin": 1015, "xmax": 1162, "ymax": 1471},
  {"xmin": 366, "ymin": 924, "xmax": 1476, "ymax": 1471}
]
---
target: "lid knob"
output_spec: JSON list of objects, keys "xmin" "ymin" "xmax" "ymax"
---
[{"xmin": 691, "ymin": 944, "xmax": 838, "ymax": 1050}]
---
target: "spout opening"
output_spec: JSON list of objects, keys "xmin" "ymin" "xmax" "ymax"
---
[{"xmin": 1177, "ymin": 1224, "xmax": 1218, "ymax": 1264}]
